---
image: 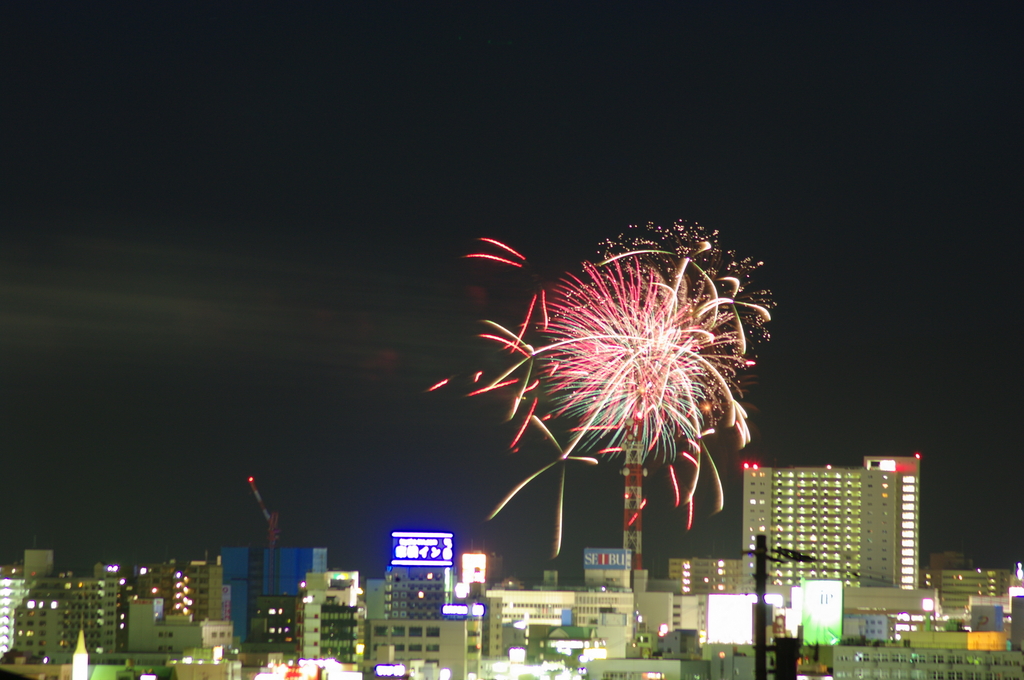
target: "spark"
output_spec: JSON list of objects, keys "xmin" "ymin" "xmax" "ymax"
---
[
  {"xmin": 426, "ymin": 378, "xmax": 450, "ymax": 392},
  {"xmin": 478, "ymin": 334, "xmax": 531, "ymax": 356},
  {"xmin": 477, "ymin": 238, "xmax": 527, "ymax": 262},
  {"xmin": 509, "ymin": 398, "xmax": 539, "ymax": 449},
  {"xmin": 553, "ymin": 465, "xmax": 565, "ymax": 558},
  {"xmin": 668, "ymin": 464, "xmax": 681, "ymax": 507},
  {"xmin": 466, "ymin": 378, "xmax": 518, "ymax": 397},
  {"xmin": 464, "ymin": 253, "xmax": 524, "ymax": 267}
]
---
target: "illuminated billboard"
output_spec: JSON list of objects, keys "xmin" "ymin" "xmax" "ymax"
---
[
  {"xmin": 801, "ymin": 580, "xmax": 843, "ymax": 645},
  {"xmin": 441, "ymin": 603, "xmax": 486, "ymax": 618},
  {"xmin": 583, "ymin": 548, "xmax": 632, "ymax": 570},
  {"xmin": 391, "ymin": 532, "xmax": 454, "ymax": 566},
  {"xmin": 462, "ymin": 553, "xmax": 487, "ymax": 584},
  {"xmin": 706, "ymin": 593, "xmax": 756, "ymax": 644}
]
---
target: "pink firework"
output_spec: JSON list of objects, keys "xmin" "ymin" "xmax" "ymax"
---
[
  {"xmin": 542, "ymin": 253, "xmax": 763, "ymax": 462},
  {"xmin": 436, "ymin": 227, "xmax": 770, "ymax": 553}
]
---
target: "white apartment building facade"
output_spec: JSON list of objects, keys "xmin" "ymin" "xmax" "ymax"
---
[
  {"xmin": 742, "ymin": 456, "xmax": 920, "ymax": 589},
  {"xmin": 484, "ymin": 588, "xmax": 634, "ymax": 627}
]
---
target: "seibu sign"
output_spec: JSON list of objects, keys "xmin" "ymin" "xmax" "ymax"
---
[{"xmin": 583, "ymin": 548, "xmax": 632, "ymax": 570}]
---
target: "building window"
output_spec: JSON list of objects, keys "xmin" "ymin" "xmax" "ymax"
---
[
  {"xmin": 391, "ymin": 626, "xmax": 405, "ymax": 636},
  {"xmin": 426, "ymin": 627, "xmax": 440, "ymax": 637},
  {"xmin": 374, "ymin": 626, "xmax": 387, "ymax": 636},
  {"xmin": 408, "ymin": 644, "xmax": 422, "ymax": 652},
  {"xmin": 426, "ymin": 644, "xmax": 440, "ymax": 652},
  {"xmin": 409, "ymin": 627, "xmax": 423, "ymax": 637}
]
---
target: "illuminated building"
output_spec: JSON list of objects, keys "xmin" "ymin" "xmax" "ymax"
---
[
  {"xmin": 584, "ymin": 657, "xmax": 714, "ymax": 680},
  {"xmin": 247, "ymin": 595, "xmax": 297, "ymax": 645},
  {"xmin": 298, "ymin": 571, "xmax": 360, "ymax": 662},
  {"xmin": 460, "ymin": 554, "xmax": 487, "ymax": 585},
  {"xmin": 937, "ymin": 569, "xmax": 1012, "ymax": 618},
  {"xmin": 839, "ymin": 585, "xmax": 937, "ymax": 638},
  {"xmin": 221, "ymin": 546, "xmax": 326, "ymax": 641},
  {"xmin": 365, "ymin": 619, "xmax": 468, "ymax": 680},
  {"xmin": 125, "ymin": 599, "xmax": 232, "ymax": 653},
  {"xmin": 12, "ymin": 567, "xmax": 119, "ymax": 655},
  {"xmin": 298, "ymin": 601, "xmax": 358, "ymax": 662},
  {"xmin": 584, "ymin": 549, "xmax": 631, "ymax": 589},
  {"xmin": 831, "ymin": 645, "xmax": 1024, "ymax": 680},
  {"xmin": 668, "ymin": 558, "xmax": 743, "ymax": 594},
  {"xmin": 384, "ymin": 567, "xmax": 453, "ymax": 620},
  {"xmin": 919, "ymin": 553, "xmax": 1012, "ymax": 618},
  {"xmin": 0, "ymin": 576, "xmax": 28, "ymax": 655},
  {"xmin": 384, "ymin": 533, "xmax": 455, "ymax": 621},
  {"xmin": 742, "ymin": 455, "xmax": 921, "ymax": 589},
  {"xmin": 483, "ymin": 586, "xmax": 634, "ymax": 627},
  {"xmin": 132, "ymin": 559, "xmax": 224, "ymax": 621},
  {"xmin": 462, "ymin": 588, "xmax": 503, "ymax": 659}
]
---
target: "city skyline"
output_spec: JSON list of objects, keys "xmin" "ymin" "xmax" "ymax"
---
[{"xmin": 1, "ymin": 3, "xmax": 1021, "ymax": 579}]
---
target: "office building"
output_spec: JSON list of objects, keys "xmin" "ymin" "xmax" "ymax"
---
[
  {"xmin": 919, "ymin": 553, "xmax": 1012, "ymax": 618},
  {"xmin": 384, "ymin": 566, "xmax": 454, "ymax": 620},
  {"xmin": 365, "ymin": 619, "xmax": 468, "ymax": 680},
  {"xmin": 832, "ymin": 645, "xmax": 1024, "ymax": 680},
  {"xmin": 298, "ymin": 571, "xmax": 360, "ymax": 661},
  {"xmin": 668, "ymin": 558, "xmax": 744, "ymax": 594},
  {"xmin": 742, "ymin": 455, "xmax": 920, "ymax": 588},
  {"xmin": 125, "ymin": 599, "xmax": 232, "ymax": 653},
  {"xmin": 484, "ymin": 585, "xmax": 635, "ymax": 627},
  {"xmin": 221, "ymin": 546, "xmax": 326, "ymax": 641}
]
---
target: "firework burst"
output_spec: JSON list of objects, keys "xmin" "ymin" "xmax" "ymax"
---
[
  {"xmin": 436, "ymin": 223, "xmax": 770, "ymax": 554},
  {"xmin": 548, "ymin": 222, "xmax": 771, "ymax": 460}
]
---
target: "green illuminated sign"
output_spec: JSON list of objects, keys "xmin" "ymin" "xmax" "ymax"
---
[{"xmin": 802, "ymin": 580, "xmax": 843, "ymax": 645}]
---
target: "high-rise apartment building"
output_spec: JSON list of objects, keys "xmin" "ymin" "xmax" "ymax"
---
[
  {"xmin": 742, "ymin": 455, "xmax": 920, "ymax": 589},
  {"xmin": 12, "ymin": 568, "xmax": 119, "ymax": 655}
]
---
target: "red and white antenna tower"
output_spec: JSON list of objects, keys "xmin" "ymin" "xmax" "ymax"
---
[{"xmin": 621, "ymin": 423, "xmax": 646, "ymax": 570}]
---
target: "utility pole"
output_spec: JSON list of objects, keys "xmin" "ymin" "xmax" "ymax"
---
[
  {"xmin": 748, "ymin": 534, "xmax": 813, "ymax": 680},
  {"xmin": 753, "ymin": 534, "xmax": 769, "ymax": 680}
]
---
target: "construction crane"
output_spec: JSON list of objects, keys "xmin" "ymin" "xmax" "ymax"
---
[
  {"xmin": 247, "ymin": 476, "xmax": 280, "ymax": 550},
  {"xmin": 248, "ymin": 476, "xmax": 280, "ymax": 596}
]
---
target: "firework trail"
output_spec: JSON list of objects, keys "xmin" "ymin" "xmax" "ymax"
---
[{"xmin": 436, "ymin": 223, "xmax": 770, "ymax": 554}]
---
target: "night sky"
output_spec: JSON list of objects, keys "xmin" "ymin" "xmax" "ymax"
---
[{"xmin": 2, "ymin": 3, "xmax": 1021, "ymax": 581}]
